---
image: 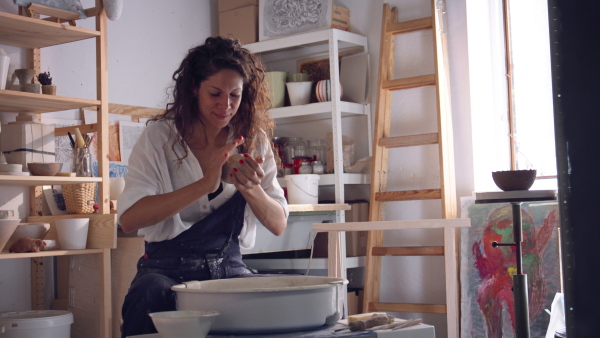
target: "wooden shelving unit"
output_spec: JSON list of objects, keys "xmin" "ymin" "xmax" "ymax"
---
[
  {"xmin": 0, "ymin": 175, "xmax": 101, "ymax": 186},
  {"xmin": 0, "ymin": 90, "xmax": 100, "ymax": 113},
  {"xmin": 0, "ymin": 6, "xmax": 113, "ymax": 338},
  {"xmin": 0, "ymin": 11, "xmax": 100, "ymax": 48}
]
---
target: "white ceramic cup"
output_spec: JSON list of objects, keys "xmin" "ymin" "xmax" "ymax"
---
[
  {"xmin": 286, "ymin": 81, "xmax": 312, "ymax": 106},
  {"xmin": 0, "ymin": 55, "xmax": 9, "ymax": 90},
  {"xmin": 265, "ymin": 71, "xmax": 287, "ymax": 108},
  {"xmin": 55, "ymin": 218, "xmax": 89, "ymax": 250}
]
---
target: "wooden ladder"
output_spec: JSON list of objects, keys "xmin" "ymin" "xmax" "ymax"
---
[{"xmin": 365, "ymin": 1, "xmax": 460, "ymax": 336}]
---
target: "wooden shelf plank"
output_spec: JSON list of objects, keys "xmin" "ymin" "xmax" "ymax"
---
[
  {"xmin": 313, "ymin": 218, "xmax": 471, "ymax": 232},
  {"xmin": 28, "ymin": 213, "xmax": 117, "ymax": 250},
  {"xmin": 375, "ymin": 189, "xmax": 442, "ymax": 202},
  {"xmin": 0, "ymin": 248, "xmax": 104, "ymax": 260},
  {"xmin": 243, "ymin": 256, "xmax": 365, "ymax": 270},
  {"xmin": 0, "ymin": 11, "xmax": 99, "ymax": 48},
  {"xmin": 288, "ymin": 203, "xmax": 350, "ymax": 212},
  {"xmin": 372, "ymin": 246, "xmax": 445, "ymax": 256},
  {"xmin": 0, "ymin": 90, "xmax": 101, "ymax": 113},
  {"xmin": 370, "ymin": 302, "xmax": 447, "ymax": 314},
  {"xmin": 0, "ymin": 175, "xmax": 101, "ymax": 186}
]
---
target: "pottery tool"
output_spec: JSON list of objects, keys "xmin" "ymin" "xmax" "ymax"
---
[
  {"xmin": 347, "ymin": 312, "xmax": 387, "ymax": 324},
  {"xmin": 73, "ymin": 127, "xmax": 85, "ymax": 148},
  {"xmin": 67, "ymin": 131, "xmax": 76, "ymax": 148},
  {"xmin": 349, "ymin": 314, "xmax": 395, "ymax": 331},
  {"xmin": 367, "ymin": 318, "xmax": 422, "ymax": 331}
]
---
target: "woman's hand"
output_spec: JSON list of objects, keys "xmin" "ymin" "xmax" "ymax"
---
[{"xmin": 223, "ymin": 153, "xmax": 265, "ymax": 192}]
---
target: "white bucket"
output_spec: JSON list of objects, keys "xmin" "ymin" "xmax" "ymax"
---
[
  {"xmin": 0, "ymin": 310, "xmax": 73, "ymax": 338},
  {"xmin": 284, "ymin": 174, "xmax": 320, "ymax": 204}
]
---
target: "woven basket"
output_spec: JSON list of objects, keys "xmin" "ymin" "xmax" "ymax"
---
[{"xmin": 62, "ymin": 183, "xmax": 96, "ymax": 214}]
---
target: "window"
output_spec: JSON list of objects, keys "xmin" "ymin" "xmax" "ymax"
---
[
  {"xmin": 467, "ymin": 0, "xmax": 557, "ymax": 191},
  {"xmin": 508, "ymin": 0, "xmax": 556, "ymax": 180}
]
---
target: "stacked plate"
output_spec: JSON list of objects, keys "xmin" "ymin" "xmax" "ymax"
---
[{"xmin": 0, "ymin": 163, "xmax": 29, "ymax": 176}]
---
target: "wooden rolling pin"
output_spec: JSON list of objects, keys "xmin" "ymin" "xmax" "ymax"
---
[{"xmin": 348, "ymin": 314, "xmax": 395, "ymax": 331}]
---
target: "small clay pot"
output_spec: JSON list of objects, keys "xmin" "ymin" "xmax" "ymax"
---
[
  {"xmin": 492, "ymin": 169, "xmax": 537, "ymax": 191},
  {"xmin": 20, "ymin": 83, "xmax": 40, "ymax": 94},
  {"xmin": 41, "ymin": 85, "xmax": 56, "ymax": 95},
  {"xmin": 27, "ymin": 162, "xmax": 62, "ymax": 176},
  {"xmin": 14, "ymin": 69, "xmax": 35, "ymax": 85}
]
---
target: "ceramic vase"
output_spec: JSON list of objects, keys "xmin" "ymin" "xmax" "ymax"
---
[
  {"xmin": 0, "ymin": 48, "xmax": 9, "ymax": 90},
  {"xmin": 14, "ymin": 69, "xmax": 35, "ymax": 85},
  {"xmin": 265, "ymin": 71, "xmax": 287, "ymax": 108},
  {"xmin": 41, "ymin": 85, "xmax": 57, "ymax": 95},
  {"xmin": 315, "ymin": 80, "xmax": 343, "ymax": 102}
]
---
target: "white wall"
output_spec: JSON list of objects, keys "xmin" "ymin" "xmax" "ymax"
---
[{"xmin": 0, "ymin": 1, "xmax": 479, "ymax": 336}]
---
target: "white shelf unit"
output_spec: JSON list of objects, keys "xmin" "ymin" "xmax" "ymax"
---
[
  {"xmin": 244, "ymin": 29, "xmax": 370, "ymax": 285},
  {"xmin": 0, "ymin": 8, "xmax": 114, "ymax": 338},
  {"xmin": 245, "ymin": 28, "xmax": 370, "ymax": 211}
]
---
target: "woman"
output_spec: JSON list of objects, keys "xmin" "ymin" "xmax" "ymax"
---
[{"xmin": 118, "ymin": 36, "xmax": 288, "ymax": 337}]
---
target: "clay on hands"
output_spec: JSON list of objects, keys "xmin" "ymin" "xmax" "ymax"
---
[{"xmin": 222, "ymin": 153, "xmax": 246, "ymax": 184}]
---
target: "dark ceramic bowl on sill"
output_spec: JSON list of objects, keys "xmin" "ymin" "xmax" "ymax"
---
[{"xmin": 492, "ymin": 169, "xmax": 537, "ymax": 191}]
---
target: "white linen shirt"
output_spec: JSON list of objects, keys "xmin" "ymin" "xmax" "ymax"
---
[{"xmin": 116, "ymin": 119, "xmax": 288, "ymax": 249}]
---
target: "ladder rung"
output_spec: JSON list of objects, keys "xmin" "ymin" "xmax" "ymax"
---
[
  {"xmin": 372, "ymin": 246, "xmax": 444, "ymax": 256},
  {"xmin": 388, "ymin": 17, "xmax": 432, "ymax": 35},
  {"xmin": 369, "ymin": 302, "xmax": 447, "ymax": 314},
  {"xmin": 379, "ymin": 133, "xmax": 439, "ymax": 148},
  {"xmin": 382, "ymin": 74, "xmax": 436, "ymax": 91},
  {"xmin": 375, "ymin": 189, "xmax": 442, "ymax": 202}
]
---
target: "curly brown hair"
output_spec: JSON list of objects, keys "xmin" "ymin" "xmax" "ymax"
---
[{"xmin": 154, "ymin": 35, "xmax": 274, "ymax": 161}]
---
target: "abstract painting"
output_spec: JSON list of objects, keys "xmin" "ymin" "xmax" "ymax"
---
[
  {"xmin": 259, "ymin": 0, "xmax": 332, "ymax": 40},
  {"xmin": 40, "ymin": 117, "xmax": 81, "ymax": 172},
  {"xmin": 460, "ymin": 197, "xmax": 560, "ymax": 337}
]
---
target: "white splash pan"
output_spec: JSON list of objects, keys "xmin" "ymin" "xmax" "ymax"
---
[{"xmin": 172, "ymin": 275, "xmax": 347, "ymax": 334}]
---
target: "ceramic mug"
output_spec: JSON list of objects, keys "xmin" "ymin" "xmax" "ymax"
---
[
  {"xmin": 315, "ymin": 80, "xmax": 343, "ymax": 102},
  {"xmin": 265, "ymin": 71, "xmax": 287, "ymax": 108},
  {"xmin": 286, "ymin": 72, "xmax": 310, "ymax": 83},
  {"xmin": 286, "ymin": 81, "xmax": 312, "ymax": 106}
]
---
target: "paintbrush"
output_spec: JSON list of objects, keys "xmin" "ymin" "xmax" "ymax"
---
[{"xmin": 67, "ymin": 132, "xmax": 76, "ymax": 148}]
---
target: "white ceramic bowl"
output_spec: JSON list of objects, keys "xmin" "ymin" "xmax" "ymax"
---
[
  {"xmin": 149, "ymin": 310, "xmax": 219, "ymax": 338},
  {"xmin": 0, "ymin": 219, "xmax": 21, "ymax": 252},
  {"xmin": 6, "ymin": 222, "xmax": 50, "ymax": 249},
  {"xmin": 0, "ymin": 163, "xmax": 22, "ymax": 173},
  {"xmin": 173, "ymin": 276, "xmax": 347, "ymax": 334}
]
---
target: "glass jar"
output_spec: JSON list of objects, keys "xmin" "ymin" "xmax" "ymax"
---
[
  {"xmin": 283, "ymin": 164, "xmax": 293, "ymax": 176},
  {"xmin": 294, "ymin": 144, "xmax": 308, "ymax": 158},
  {"xmin": 272, "ymin": 136, "xmax": 287, "ymax": 162},
  {"xmin": 283, "ymin": 137, "xmax": 306, "ymax": 164},
  {"xmin": 312, "ymin": 161, "xmax": 325, "ymax": 174},
  {"xmin": 72, "ymin": 147, "xmax": 91, "ymax": 177},
  {"xmin": 298, "ymin": 161, "xmax": 313, "ymax": 174},
  {"xmin": 308, "ymin": 139, "xmax": 326, "ymax": 162}
]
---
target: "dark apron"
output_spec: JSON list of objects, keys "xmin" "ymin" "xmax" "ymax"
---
[
  {"xmin": 135, "ymin": 190, "xmax": 250, "ymax": 282},
  {"xmin": 121, "ymin": 191, "xmax": 251, "ymax": 337}
]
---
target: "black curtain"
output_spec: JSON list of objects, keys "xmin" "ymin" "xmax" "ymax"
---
[{"xmin": 548, "ymin": 0, "xmax": 600, "ymax": 336}]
